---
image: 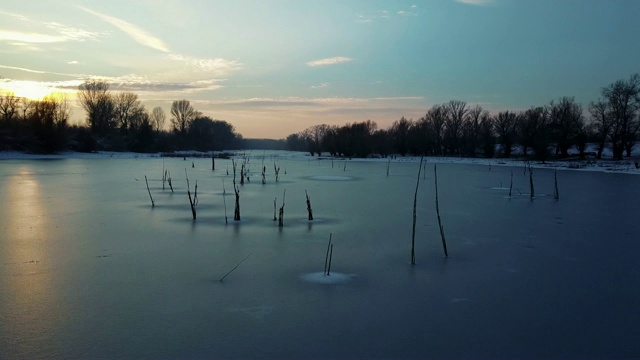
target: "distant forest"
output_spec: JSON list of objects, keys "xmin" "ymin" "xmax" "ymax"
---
[
  {"xmin": 1, "ymin": 73, "xmax": 639, "ymax": 160},
  {"xmin": 287, "ymin": 73, "xmax": 640, "ymax": 161},
  {"xmin": 0, "ymin": 80, "xmax": 247, "ymax": 154}
]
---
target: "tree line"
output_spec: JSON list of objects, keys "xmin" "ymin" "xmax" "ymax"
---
[
  {"xmin": 287, "ymin": 73, "xmax": 640, "ymax": 160},
  {"xmin": 0, "ymin": 80, "xmax": 243, "ymax": 153}
]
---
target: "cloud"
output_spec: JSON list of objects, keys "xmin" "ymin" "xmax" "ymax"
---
[
  {"xmin": 80, "ymin": 6, "xmax": 170, "ymax": 52},
  {"xmin": 44, "ymin": 22, "xmax": 105, "ymax": 42},
  {"xmin": 0, "ymin": 30, "xmax": 65, "ymax": 43},
  {"xmin": 0, "ymin": 64, "xmax": 46, "ymax": 74},
  {"xmin": 311, "ymin": 83, "xmax": 329, "ymax": 89},
  {"xmin": 307, "ymin": 57, "xmax": 354, "ymax": 67},
  {"xmin": 67, "ymin": 60, "xmax": 80, "ymax": 65},
  {"xmin": 455, "ymin": 0, "xmax": 495, "ymax": 5},
  {"xmin": 167, "ymin": 53, "xmax": 241, "ymax": 75},
  {"xmin": 0, "ymin": 11, "xmax": 105, "ymax": 44}
]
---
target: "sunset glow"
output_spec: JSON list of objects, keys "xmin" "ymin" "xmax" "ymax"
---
[
  {"xmin": 1, "ymin": 1, "xmax": 639, "ymax": 138},
  {"xmin": 1, "ymin": 80, "xmax": 56, "ymax": 100}
]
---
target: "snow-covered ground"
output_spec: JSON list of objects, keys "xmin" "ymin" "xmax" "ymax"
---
[{"xmin": 5, "ymin": 145, "xmax": 638, "ymax": 175}]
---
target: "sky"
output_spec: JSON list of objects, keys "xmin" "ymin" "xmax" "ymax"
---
[{"xmin": 1, "ymin": 0, "xmax": 640, "ymax": 139}]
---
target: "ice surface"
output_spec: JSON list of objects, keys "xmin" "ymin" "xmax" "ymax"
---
[
  {"xmin": 307, "ymin": 175, "xmax": 355, "ymax": 181},
  {"xmin": 1, "ymin": 151, "xmax": 640, "ymax": 359},
  {"xmin": 300, "ymin": 272, "xmax": 354, "ymax": 284}
]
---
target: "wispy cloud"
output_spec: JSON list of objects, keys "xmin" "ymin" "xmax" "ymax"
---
[
  {"xmin": 0, "ymin": 30, "xmax": 64, "ymax": 43},
  {"xmin": 44, "ymin": 22, "xmax": 105, "ymax": 42},
  {"xmin": 0, "ymin": 11, "xmax": 105, "ymax": 44},
  {"xmin": 0, "ymin": 64, "xmax": 46, "ymax": 74},
  {"xmin": 80, "ymin": 6, "xmax": 170, "ymax": 52},
  {"xmin": 311, "ymin": 83, "xmax": 330, "ymax": 89},
  {"xmin": 167, "ymin": 54, "xmax": 241, "ymax": 75},
  {"xmin": 307, "ymin": 57, "xmax": 354, "ymax": 67},
  {"xmin": 455, "ymin": 0, "xmax": 495, "ymax": 5}
]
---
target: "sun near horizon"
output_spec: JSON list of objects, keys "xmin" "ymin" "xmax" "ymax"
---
[{"xmin": 0, "ymin": 80, "xmax": 58, "ymax": 101}]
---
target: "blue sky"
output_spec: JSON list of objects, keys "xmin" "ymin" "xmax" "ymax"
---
[{"xmin": 1, "ymin": 0, "xmax": 639, "ymax": 139}]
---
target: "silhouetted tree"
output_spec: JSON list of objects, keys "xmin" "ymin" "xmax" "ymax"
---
[
  {"xmin": 188, "ymin": 116, "xmax": 241, "ymax": 151},
  {"xmin": 170, "ymin": 99, "xmax": 198, "ymax": 134},
  {"xmin": 601, "ymin": 73, "xmax": 640, "ymax": 159},
  {"xmin": 390, "ymin": 116, "xmax": 412, "ymax": 156},
  {"xmin": 588, "ymin": 99, "xmax": 611, "ymax": 159},
  {"xmin": 150, "ymin": 106, "xmax": 166, "ymax": 132},
  {"xmin": 285, "ymin": 133, "xmax": 306, "ymax": 152},
  {"xmin": 518, "ymin": 107, "xmax": 549, "ymax": 158},
  {"xmin": 425, "ymin": 104, "xmax": 447, "ymax": 155},
  {"xmin": 78, "ymin": 80, "xmax": 114, "ymax": 134},
  {"xmin": 549, "ymin": 96, "xmax": 584, "ymax": 157},
  {"xmin": 0, "ymin": 92, "xmax": 19, "ymax": 122},
  {"xmin": 443, "ymin": 100, "xmax": 468, "ymax": 155},
  {"xmin": 494, "ymin": 111, "xmax": 518, "ymax": 157},
  {"xmin": 461, "ymin": 105, "xmax": 488, "ymax": 157},
  {"xmin": 479, "ymin": 113, "xmax": 495, "ymax": 158},
  {"xmin": 113, "ymin": 92, "xmax": 144, "ymax": 132},
  {"xmin": 28, "ymin": 94, "xmax": 69, "ymax": 153}
]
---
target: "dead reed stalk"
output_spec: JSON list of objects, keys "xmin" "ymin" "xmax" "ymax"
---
[
  {"xmin": 233, "ymin": 184, "xmax": 240, "ymax": 221},
  {"xmin": 324, "ymin": 233, "xmax": 332, "ymax": 275},
  {"xmin": 411, "ymin": 157, "xmax": 424, "ymax": 265},
  {"xmin": 278, "ymin": 189, "xmax": 286, "ymax": 227},
  {"xmin": 529, "ymin": 164, "xmax": 535, "ymax": 200},
  {"xmin": 305, "ymin": 189, "xmax": 314, "ymax": 221},
  {"xmin": 219, "ymin": 253, "xmax": 252, "ymax": 282},
  {"xmin": 145, "ymin": 175, "xmax": 155, "ymax": 207},
  {"xmin": 222, "ymin": 180, "xmax": 228, "ymax": 224},
  {"xmin": 434, "ymin": 164, "xmax": 448, "ymax": 257},
  {"xmin": 508, "ymin": 169, "xmax": 513, "ymax": 197},
  {"xmin": 553, "ymin": 170, "xmax": 559, "ymax": 200}
]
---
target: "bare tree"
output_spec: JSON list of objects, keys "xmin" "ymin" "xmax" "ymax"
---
[
  {"xmin": 27, "ymin": 93, "xmax": 70, "ymax": 152},
  {"xmin": 19, "ymin": 97, "xmax": 32, "ymax": 120},
  {"xmin": 300, "ymin": 124, "xmax": 330, "ymax": 155},
  {"xmin": 443, "ymin": 100, "xmax": 468, "ymax": 155},
  {"xmin": 0, "ymin": 92, "xmax": 19, "ymax": 122},
  {"xmin": 390, "ymin": 116, "xmax": 413, "ymax": 156},
  {"xmin": 50, "ymin": 92, "xmax": 71, "ymax": 126},
  {"xmin": 78, "ymin": 80, "xmax": 114, "ymax": 133},
  {"xmin": 494, "ymin": 111, "xmax": 519, "ymax": 158},
  {"xmin": 479, "ymin": 112, "xmax": 495, "ymax": 158},
  {"xmin": 113, "ymin": 92, "xmax": 143, "ymax": 131},
  {"xmin": 601, "ymin": 73, "xmax": 640, "ymax": 159},
  {"xmin": 170, "ymin": 99, "xmax": 198, "ymax": 134},
  {"xmin": 425, "ymin": 104, "xmax": 448, "ymax": 156},
  {"xmin": 519, "ymin": 107, "xmax": 550, "ymax": 159},
  {"xmin": 150, "ymin": 106, "xmax": 166, "ymax": 132},
  {"xmin": 588, "ymin": 99, "xmax": 611, "ymax": 159},
  {"xmin": 462, "ymin": 104, "xmax": 487, "ymax": 156},
  {"xmin": 549, "ymin": 96, "xmax": 584, "ymax": 157}
]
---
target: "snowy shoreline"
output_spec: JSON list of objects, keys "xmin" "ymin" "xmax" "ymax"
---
[{"xmin": 1, "ymin": 149, "xmax": 639, "ymax": 175}]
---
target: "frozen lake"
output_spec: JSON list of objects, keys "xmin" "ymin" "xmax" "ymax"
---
[{"xmin": 1, "ymin": 153, "xmax": 639, "ymax": 359}]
